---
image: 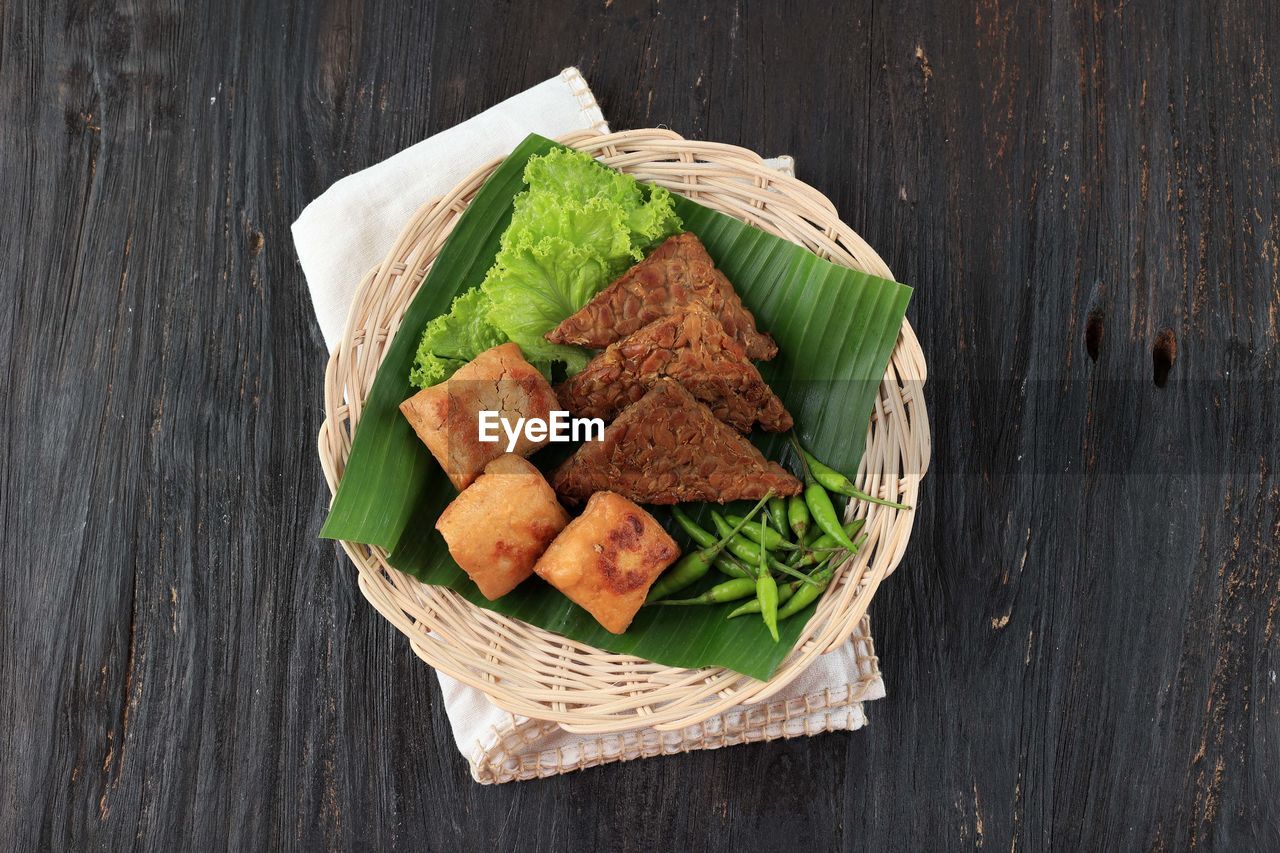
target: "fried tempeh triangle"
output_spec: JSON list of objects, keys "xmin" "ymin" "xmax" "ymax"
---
[
  {"xmin": 556, "ymin": 304, "xmax": 792, "ymax": 433},
  {"xmin": 544, "ymin": 232, "xmax": 778, "ymax": 360},
  {"xmin": 552, "ymin": 380, "xmax": 802, "ymax": 505}
]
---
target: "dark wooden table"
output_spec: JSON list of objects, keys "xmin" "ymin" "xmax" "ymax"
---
[{"xmin": 4, "ymin": 1, "xmax": 1278, "ymax": 849}]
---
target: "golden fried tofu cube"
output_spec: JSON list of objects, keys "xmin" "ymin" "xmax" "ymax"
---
[
  {"xmin": 400, "ymin": 342, "xmax": 559, "ymax": 490},
  {"xmin": 435, "ymin": 454, "xmax": 570, "ymax": 600},
  {"xmin": 533, "ymin": 491, "xmax": 680, "ymax": 634}
]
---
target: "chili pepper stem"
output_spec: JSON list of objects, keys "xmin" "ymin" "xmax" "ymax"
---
[
  {"xmin": 716, "ymin": 554, "xmax": 753, "ymax": 578},
  {"xmin": 648, "ymin": 495, "xmax": 773, "ymax": 602},
  {"xmin": 843, "ymin": 485, "xmax": 911, "ymax": 511},
  {"xmin": 772, "ymin": 560, "xmax": 823, "ymax": 586},
  {"xmin": 787, "ymin": 431, "xmax": 815, "ymax": 484},
  {"xmin": 710, "ymin": 510, "xmax": 813, "ymax": 581},
  {"xmin": 798, "ymin": 441, "xmax": 913, "ymax": 511},
  {"xmin": 705, "ymin": 492, "xmax": 773, "ymax": 556}
]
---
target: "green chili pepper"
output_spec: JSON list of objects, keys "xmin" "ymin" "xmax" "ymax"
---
[
  {"xmin": 787, "ymin": 495, "xmax": 810, "ymax": 540},
  {"xmin": 671, "ymin": 506, "xmax": 716, "ymax": 548},
  {"xmin": 788, "ymin": 433, "xmax": 860, "ymax": 552},
  {"xmin": 770, "ymin": 557, "xmax": 823, "ymax": 586},
  {"xmin": 755, "ymin": 516, "xmax": 780, "ymax": 641},
  {"xmin": 672, "ymin": 509, "xmax": 756, "ymax": 580},
  {"xmin": 648, "ymin": 497, "xmax": 772, "ymax": 601},
  {"xmin": 717, "ymin": 556, "xmax": 753, "ymax": 579},
  {"xmin": 710, "ymin": 511, "xmax": 819, "ymax": 584},
  {"xmin": 799, "ymin": 447, "xmax": 911, "ymax": 510},
  {"xmin": 776, "ymin": 533, "xmax": 867, "ymax": 621},
  {"xmin": 758, "ymin": 580, "xmax": 783, "ymax": 619},
  {"xmin": 724, "ymin": 514, "xmax": 801, "ymax": 551},
  {"xmin": 717, "ymin": 521, "xmax": 779, "ymax": 567},
  {"xmin": 647, "ymin": 577, "xmax": 757, "ymax": 606},
  {"xmin": 768, "ymin": 497, "xmax": 790, "ymax": 538},
  {"xmin": 645, "ymin": 552, "xmax": 714, "ymax": 602},
  {"xmin": 804, "ymin": 483, "xmax": 859, "ymax": 551},
  {"xmin": 710, "ymin": 511, "xmax": 780, "ymax": 564},
  {"xmin": 670, "ymin": 503, "xmax": 805, "ymax": 583},
  {"xmin": 775, "ymin": 563, "xmax": 835, "ymax": 621},
  {"xmin": 789, "ymin": 519, "xmax": 866, "ymax": 568},
  {"xmin": 726, "ymin": 581, "xmax": 797, "ymax": 618},
  {"xmin": 787, "ymin": 544, "xmax": 848, "ymax": 570}
]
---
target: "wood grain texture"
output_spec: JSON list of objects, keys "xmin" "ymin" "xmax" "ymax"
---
[{"xmin": 1, "ymin": 0, "xmax": 1277, "ymax": 850}]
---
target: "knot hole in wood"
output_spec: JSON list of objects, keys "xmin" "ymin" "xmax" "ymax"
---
[{"xmin": 1153, "ymin": 328, "xmax": 1177, "ymax": 388}]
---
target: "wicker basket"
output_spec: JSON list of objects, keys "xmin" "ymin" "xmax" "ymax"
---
[{"xmin": 317, "ymin": 129, "xmax": 930, "ymax": 734}]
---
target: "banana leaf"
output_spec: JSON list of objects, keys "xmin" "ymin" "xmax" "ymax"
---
[{"xmin": 320, "ymin": 133, "xmax": 912, "ymax": 680}]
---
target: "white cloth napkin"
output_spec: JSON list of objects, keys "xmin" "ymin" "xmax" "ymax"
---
[
  {"xmin": 442, "ymin": 619, "xmax": 884, "ymax": 784},
  {"xmin": 295, "ymin": 68, "xmax": 610, "ymax": 349},
  {"xmin": 294, "ymin": 68, "xmax": 886, "ymax": 783}
]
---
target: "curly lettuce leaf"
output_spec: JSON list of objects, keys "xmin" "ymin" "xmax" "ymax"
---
[
  {"xmin": 625, "ymin": 184, "xmax": 681, "ymax": 251},
  {"xmin": 504, "ymin": 193, "xmax": 631, "ymax": 261},
  {"xmin": 411, "ymin": 147, "xmax": 681, "ymax": 386},
  {"xmin": 521, "ymin": 147, "xmax": 642, "ymax": 208},
  {"xmin": 521, "ymin": 148, "xmax": 681, "ymax": 257},
  {"xmin": 482, "ymin": 237, "xmax": 611, "ymax": 373},
  {"xmin": 408, "ymin": 288, "xmax": 508, "ymax": 388},
  {"xmin": 484, "ymin": 150, "xmax": 681, "ymax": 372}
]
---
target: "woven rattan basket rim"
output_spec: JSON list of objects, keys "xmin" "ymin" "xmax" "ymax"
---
[{"xmin": 317, "ymin": 129, "xmax": 930, "ymax": 733}]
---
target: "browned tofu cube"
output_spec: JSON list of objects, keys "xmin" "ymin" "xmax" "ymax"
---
[
  {"xmin": 435, "ymin": 454, "xmax": 570, "ymax": 600},
  {"xmin": 533, "ymin": 492, "xmax": 680, "ymax": 634},
  {"xmin": 400, "ymin": 342, "xmax": 559, "ymax": 490}
]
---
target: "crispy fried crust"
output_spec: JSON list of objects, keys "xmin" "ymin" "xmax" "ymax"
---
[
  {"xmin": 435, "ymin": 455, "xmax": 570, "ymax": 600},
  {"xmin": 555, "ymin": 304, "xmax": 792, "ymax": 433},
  {"xmin": 552, "ymin": 380, "xmax": 802, "ymax": 505},
  {"xmin": 544, "ymin": 232, "xmax": 778, "ymax": 360},
  {"xmin": 399, "ymin": 343, "xmax": 560, "ymax": 491},
  {"xmin": 532, "ymin": 491, "xmax": 679, "ymax": 633}
]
